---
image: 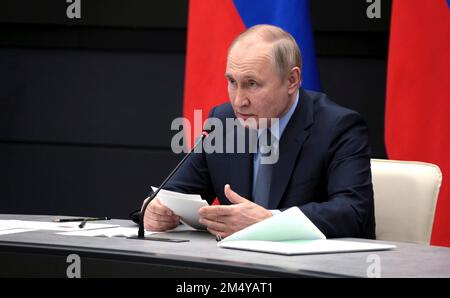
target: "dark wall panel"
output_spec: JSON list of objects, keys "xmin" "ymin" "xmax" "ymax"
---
[
  {"xmin": 0, "ymin": 143, "xmax": 182, "ymax": 218},
  {"xmin": 318, "ymin": 57, "xmax": 387, "ymax": 158},
  {"xmin": 0, "ymin": 48, "xmax": 185, "ymax": 148},
  {"xmin": 0, "ymin": 0, "xmax": 188, "ymax": 29}
]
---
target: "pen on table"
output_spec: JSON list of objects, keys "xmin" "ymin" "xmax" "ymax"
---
[
  {"xmin": 53, "ymin": 217, "xmax": 111, "ymax": 229},
  {"xmin": 53, "ymin": 216, "xmax": 110, "ymax": 223},
  {"xmin": 78, "ymin": 217, "xmax": 111, "ymax": 229}
]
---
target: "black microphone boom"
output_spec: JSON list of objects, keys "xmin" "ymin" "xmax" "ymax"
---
[{"xmin": 131, "ymin": 130, "xmax": 211, "ymax": 240}]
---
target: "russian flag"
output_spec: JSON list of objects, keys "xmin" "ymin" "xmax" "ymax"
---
[
  {"xmin": 183, "ymin": 0, "xmax": 321, "ymax": 148},
  {"xmin": 386, "ymin": 0, "xmax": 450, "ymax": 246}
]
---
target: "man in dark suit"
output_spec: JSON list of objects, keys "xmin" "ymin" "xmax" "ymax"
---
[{"xmin": 142, "ymin": 24, "xmax": 375, "ymax": 239}]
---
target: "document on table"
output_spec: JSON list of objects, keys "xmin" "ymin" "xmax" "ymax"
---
[
  {"xmin": 0, "ymin": 219, "xmax": 119, "ymax": 234},
  {"xmin": 218, "ymin": 207, "xmax": 396, "ymax": 255},
  {"xmin": 0, "ymin": 228, "xmax": 37, "ymax": 236},
  {"xmin": 0, "ymin": 220, "xmax": 35, "ymax": 235},
  {"xmin": 58, "ymin": 223, "xmax": 195, "ymax": 238},
  {"xmin": 151, "ymin": 187, "xmax": 209, "ymax": 230},
  {"xmin": 59, "ymin": 227, "xmax": 156, "ymax": 238}
]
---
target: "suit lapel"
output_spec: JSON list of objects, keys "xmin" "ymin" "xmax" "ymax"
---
[{"xmin": 268, "ymin": 89, "xmax": 315, "ymax": 209}]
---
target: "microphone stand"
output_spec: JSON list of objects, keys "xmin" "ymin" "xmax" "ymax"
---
[{"xmin": 131, "ymin": 131, "xmax": 210, "ymax": 240}]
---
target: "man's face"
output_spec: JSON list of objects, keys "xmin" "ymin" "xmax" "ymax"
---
[{"xmin": 225, "ymin": 39, "xmax": 292, "ymax": 129}]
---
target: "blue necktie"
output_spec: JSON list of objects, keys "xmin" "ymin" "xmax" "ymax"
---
[{"xmin": 253, "ymin": 129, "xmax": 275, "ymax": 208}]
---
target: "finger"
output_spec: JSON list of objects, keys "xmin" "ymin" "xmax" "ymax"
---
[
  {"xmin": 145, "ymin": 217, "xmax": 179, "ymax": 232},
  {"xmin": 149, "ymin": 198, "xmax": 176, "ymax": 216},
  {"xmin": 144, "ymin": 204, "xmax": 180, "ymax": 226},
  {"xmin": 224, "ymin": 184, "xmax": 248, "ymax": 204},
  {"xmin": 146, "ymin": 211, "xmax": 179, "ymax": 223},
  {"xmin": 198, "ymin": 206, "xmax": 209, "ymax": 217},
  {"xmin": 199, "ymin": 216, "xmax": 226, "ymax": 232},
  {"xmin": 199, "ymin": 205, "xmax": 232, "ymax": 218},
  {"xmin": 153, "ymin": 216, "xmax": 179, "ymax": 226}
]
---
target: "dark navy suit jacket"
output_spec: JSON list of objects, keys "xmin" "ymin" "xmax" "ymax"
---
[{"xmin": 164, "ymin": 88, "xmax": 376, "ymax": 239}]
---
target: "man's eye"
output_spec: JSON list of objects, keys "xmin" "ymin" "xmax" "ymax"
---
[{"xmin": 249, "ymin": 81, "xmax": 257, "ymax": 87}]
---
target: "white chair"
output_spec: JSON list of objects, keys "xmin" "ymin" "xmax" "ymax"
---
[{"xmin": 371, "ymin": 159, "xmax": 442, "ymax": 245}]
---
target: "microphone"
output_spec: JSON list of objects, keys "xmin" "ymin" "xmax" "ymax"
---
[{"xmin": 130, "ymin": 129, "xmax": 213, "ymax": 240}]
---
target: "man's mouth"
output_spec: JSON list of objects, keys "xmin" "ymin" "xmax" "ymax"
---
[{"xmin": 235, "ymin": 111, "xmax": 255, "ymax": 120}]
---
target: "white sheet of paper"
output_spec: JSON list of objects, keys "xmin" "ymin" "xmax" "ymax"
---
[
  {"xmin": 151, "ymin": 187, "xmax": 209, "ymax": 230},
  {"xmin": 218, "ymin": 239, "xmax": 396, "ymax": 255},
  {"xmin": 0, "ymin": 219, "xmax": 119, "ymax": 232},
  {"xmin": 0, "ymin": 220, "xmax": 23, "ymax": 231},
  {"xmin": 0, "ymin": 228, "xmax": 37, "ymax": 235}
]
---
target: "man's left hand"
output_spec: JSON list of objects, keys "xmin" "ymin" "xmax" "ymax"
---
[{"xmin": 198, "ymin": 184, "xmax": 272, "ymax": 239}]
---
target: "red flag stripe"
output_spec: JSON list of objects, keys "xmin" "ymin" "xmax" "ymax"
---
[
  {"xmin": 183, "ymin": 0, "xmax": 245, "ymax": 148},
  {"xmin": 386, "ymin": 0, "xmax": 450, "ymax": 246}
]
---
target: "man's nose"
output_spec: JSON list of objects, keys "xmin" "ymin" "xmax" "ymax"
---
[{"xmin": 234, "ymin": 87, "xmax": 249, "ymax": 107}]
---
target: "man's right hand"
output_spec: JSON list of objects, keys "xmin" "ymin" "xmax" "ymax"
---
[{"xmin": 142, "ymin": 197, "xmax": 180, "ymax": 231}]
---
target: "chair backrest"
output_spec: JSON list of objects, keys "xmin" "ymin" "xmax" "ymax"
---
[{"xmin": 371, "ymin": 159, "xmax": 442, "ymax": 245}]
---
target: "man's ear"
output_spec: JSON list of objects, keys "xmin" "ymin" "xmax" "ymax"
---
[{"xmin": 287, "ymin": 67, "xmax": 301, "ymax": 95}]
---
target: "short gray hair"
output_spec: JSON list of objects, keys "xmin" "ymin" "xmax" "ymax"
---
[{"xmin": 229, "ymin": 24, "xmax": 302, "ymax": 78}]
